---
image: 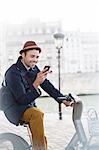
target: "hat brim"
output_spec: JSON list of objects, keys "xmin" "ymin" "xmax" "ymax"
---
[{"xmin": 20, "ymin": 45, "xmax": 41, "ymax": 54}]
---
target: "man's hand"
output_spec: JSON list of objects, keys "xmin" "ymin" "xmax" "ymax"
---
[
  {"xmin": 33, "ymin": 69, "xmax": 50, "ymax": 89},
  {"xmin": 62, "ymin": 100, "xmax": 75, "ymax": 107}
]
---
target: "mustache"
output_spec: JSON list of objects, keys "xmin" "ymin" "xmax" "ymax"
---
[{"xmin": 30, "ymin": 61, "xmax": 37, "ymax": 63}]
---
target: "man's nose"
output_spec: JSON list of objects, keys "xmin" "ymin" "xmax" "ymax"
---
[{"xmin": 33, "ymin": 57, "xmax": 38, "ymax": 62}]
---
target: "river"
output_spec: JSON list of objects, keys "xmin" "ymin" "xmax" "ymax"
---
[{"xmin": 36, "ymin": 95, "xmax": 99, "ymax": 115}]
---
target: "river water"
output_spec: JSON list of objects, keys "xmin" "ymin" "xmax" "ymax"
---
[{"xmin": 36, "ymin": 95, "xmax": 99, "ymax": 115}]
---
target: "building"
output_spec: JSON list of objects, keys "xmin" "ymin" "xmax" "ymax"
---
[{"xmin": 64, "ymin": 31, "xmax": 99, "ymax": 73}]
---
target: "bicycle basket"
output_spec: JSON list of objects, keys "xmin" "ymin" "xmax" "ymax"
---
[{"xmin": 87, "ymin": 108, "xmax": 99, "ymax": 137}]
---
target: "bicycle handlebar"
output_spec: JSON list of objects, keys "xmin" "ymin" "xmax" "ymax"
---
[{"xmin": 57, "ymin": 93, "xmax": 81, "ymax": 103}]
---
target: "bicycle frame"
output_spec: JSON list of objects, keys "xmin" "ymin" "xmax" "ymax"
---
[
  {"xmin": 65, "ymin": 101, "xmax": 99, "ymax": 150},
  {"xmin": 65, "ymin": 101, "xmax": 88, "ymax": 150}
]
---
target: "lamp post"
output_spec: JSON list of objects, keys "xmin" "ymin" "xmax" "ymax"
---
[{"xmin": 53, "ymin": 33, "xmax": 65, "ymax": 120}]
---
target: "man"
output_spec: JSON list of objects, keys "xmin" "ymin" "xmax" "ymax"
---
[{"xmin": 4, "ymin": 41, "xmax": 74, "ymax": 150}]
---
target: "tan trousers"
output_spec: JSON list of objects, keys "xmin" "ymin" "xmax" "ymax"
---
[{"xmin": 21, "ymin": 107, "xmax": 47, "ymax": 150}]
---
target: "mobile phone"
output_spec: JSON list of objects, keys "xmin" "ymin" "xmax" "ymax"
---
[{"xmin": 43, "ymin": 66, "xmax": 50, "ymax": 72}]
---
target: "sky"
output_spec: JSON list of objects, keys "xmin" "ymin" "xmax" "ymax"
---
[{"xmin": 0, "ymin": 0, "xmax": 99, "ymax": 32}]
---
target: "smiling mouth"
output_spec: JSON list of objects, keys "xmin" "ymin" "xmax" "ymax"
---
[
  {"xmin": 31, "ymin": 61, "xmax": 37, "ymax": 63},
  {"xmin": 30, "ymin": 62, "xmax": 37, "ymax": 66}
]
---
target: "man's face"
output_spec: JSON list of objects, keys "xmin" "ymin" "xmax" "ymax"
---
[{"xmin": 22, "ymin": 49, "xmax": 40, "ymax": 68}]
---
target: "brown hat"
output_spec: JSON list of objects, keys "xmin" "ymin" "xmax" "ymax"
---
[{"xmin": 20, "ymin": 41, "xmax": 41, "ymax": 54}]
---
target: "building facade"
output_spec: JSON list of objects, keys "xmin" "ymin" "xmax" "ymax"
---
[{"xmin": 64, "ymin": 31, "xmax": 99, "ymax": 73}]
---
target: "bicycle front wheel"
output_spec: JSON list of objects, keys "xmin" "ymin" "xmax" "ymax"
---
[{"xmin": 0, "ymin": 132, "xmax": 31, "ymax": 150}]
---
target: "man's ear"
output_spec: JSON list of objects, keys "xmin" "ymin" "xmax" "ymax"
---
[{"xmin": 21, "ymin": 52, "xmax": 25, "ymax": 58}]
